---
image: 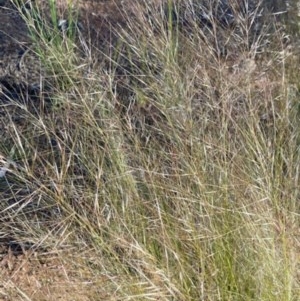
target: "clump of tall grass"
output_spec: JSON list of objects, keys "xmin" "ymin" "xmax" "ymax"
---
[{"xmin": 1, "ymin": 0, "xmax": 300, "ymax": 299}]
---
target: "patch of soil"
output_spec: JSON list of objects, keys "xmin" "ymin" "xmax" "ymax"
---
[{"xmin": 0, "ymin": 247, "xmax": 110, "ymax": 301}]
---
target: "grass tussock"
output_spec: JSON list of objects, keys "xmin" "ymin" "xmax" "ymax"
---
[{"xmin": 1, "ymin": 0, "xmax": 300, "ymax": 300}]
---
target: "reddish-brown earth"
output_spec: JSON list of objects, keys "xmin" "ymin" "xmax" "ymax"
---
[{"xmin": 0, "ymin": 246, "xmax": 112, "ymax": 300}]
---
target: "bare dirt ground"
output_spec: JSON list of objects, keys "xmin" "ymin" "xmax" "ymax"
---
[{"xmin": 0, "ymin": 246, "xmax": 112, "ymax": 301}]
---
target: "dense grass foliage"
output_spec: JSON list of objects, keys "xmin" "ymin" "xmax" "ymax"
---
[{"xmin": 1, "ymin": 0, "xmax": 300, "ymax": 300}]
